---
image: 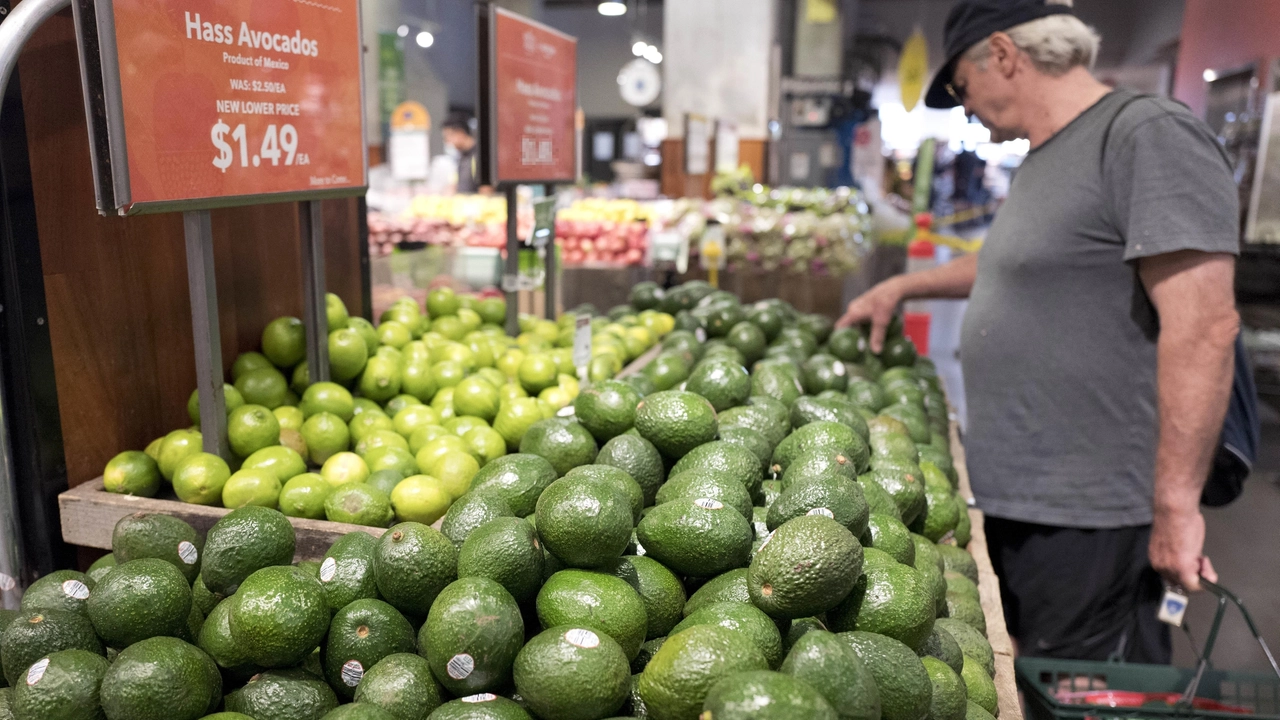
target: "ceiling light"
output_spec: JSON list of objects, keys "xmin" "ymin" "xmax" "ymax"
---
[
  {"xmin": 416, "ymin": 30, "xmax": 434, "ymax": 48},
  {"xmin": 632, "ymin": 41, "xmax": 648, "ymax": 57},
  {"xmin": 1203, "ymin": 68, "xmax": 1218, "ymax": 82},
  {"xmin": 643, "ymin": 46, "xmax": 663, "ymax": 64},
  {"xmin": 598, "ymin": 1, "xmax": 627, "ymax": 16},
  {"xmin": 396, "ymin": 25, "xmax": 410, "ymax": 38}
]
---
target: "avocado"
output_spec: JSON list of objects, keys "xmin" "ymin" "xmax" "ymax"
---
[
  {"xmin": 937, "ymin": 545, "xmax": 979, "ymax": 585},
  {"xmin": 535, "ymin": 477, "xmax": 632, "ymax": 569},
  {"xmin": 655, "ymin": 469, "xmax": 753, "ymax": 520},
  {"xmin": 634, "ymin": 391, "xmax": 719, "ymax": 461},
  {"xmin": 373, "ymin": 522, "xmax": 458, "ymax": 617},
  {"xmin": 513, "ymin": 625, "xmax": 630, "ymax": 720},
  {"xmin": 748, "ymin": 515, "xmax": 862, "ymax": 619},
  {"xmin": 922, "ymin": 656, "xmax": 968, "ymax": 720},
  {"xmin": 10, "ymin": 648, "xmax": 108, "ymax": 720},
  {"xmin": 518, "ymin": 419, "xmax": 598, "ymax": 477},
  {"xmin": 427, "ymin": 694, "xmax": 532, "ymax": 719},
  {"xmin": 352, "ymin": 652, "xmax": 446, "ymax": 719},
  {"xmin": 716, "ymin": 426, "xmax": 773, "ymax": 475},
  {"xmin": 861, "ymin": 513, "xmax": 917, "ymax": 565},
  {"xmin": 457, "ymin": 516, "xmax": 545, "ymax": 604},
  {"xmin": 683, "ymin": 569, "xmax": 750, "ymax": 617},
  {"xmin": 440, "ymin": 492, "xmax": 515, "ymax": 549},
  {"xmin": 223, "ymin": 668, "xmax": 338, "ymax": 719},
  {"xmin": 468, "ymin": 454, "xmax": 559, "ymax": 518},
  {"xmin": 746, "ymin": 308, "xmax": 784, "ymax": 343},
  {"xmin": 718, "ymin": 406, "xmax": 789, "ymax": 450},
  {"xmin": 686, "ymin": 359, "xmax": 751, "ymax": 413},
  {"xmin": 913, "ymin": 548, "xmax": 949, "ymax": 617},
  {"xmin": 827, "ymin": 327, "xmax": 868, "ymax": 363},
  {"xmin": 872, "ymin": 431, "xmax": 922, "ymax": 463},
  {"xmin": 191, "ymin": 575, "xmax": 220, "ymax": 617},
  {"xmin": 726, "ymin": 321, "xmax": 768, "ymax": 365},
  {"xmin": 196, "ymin": 596, "xmax": 258, "ymax": 677},
  {"xmin": 669, "ymin": 601, "xmax": 783, "ymax": 669},
  {"xmin": 20, "ymin": 571, "xmax": 94, "ymax": 619},
  {"xmin": 610, "ymin": 556, "xmax": 686, "ymax": 639},
  {"xmin": 847, "ymin": 378, "xmax": 888, "ymax": 412},
  {"xmin": 780, "ymin": 449, "xmax": 859, "ymax": 490},
  {"xmin": 858, "ymin": 475, "xmax": 903, "ymax": 520},
  {"xmin": 702, "ymin": 669, "xmax": 838, "ymax": 719},
  {"xmin": 85, "ymin": 555, "xmax": 116, "ymax": 585},
  {"xmin": 953, "ymin": 500, "xmax": 973, "ymax": 547},
  {"xmin": 319, "ymin": 531, "xmax": 381, "ymax": 614},
  {"xmin": 780, "ymin": 617, "xmax": 827, "ymax": 656},
  {"xmin": 595, "ymin": 434, "xmax": 666, "ymax": 507},
  {"xmin": 564, "ymin": 465, "xmax": 645, "ymax": 523},
  {"xmin": 637, "ymin": 624, "xmax": 768, "ymax": 720},
  {"xmin": 828, "ymin": 548, "xmax": 936, "ymax": 651},
  {"xmin": 881, "ymin": 404, "xmax": 930, "ymax": 444},
  {"xmin": 421, "ymin": 577, "xmax": 524, "ymax": 695},
  {"xmin": 636, "ymin": 498, "xmax": 753, "ymax": 578},
  {"xmin": 87, "ymin": 558, "xmax": 192, "ymax": 648},
  {"xmin": 841, "ymin": 631, "xmax": 932, "ymax": 720},
  {"xmin": 780, "ymin": 629, "xmax": 880, "ymax": 720},
  {"xmin": 633, "ymin": 637, "xmax": 666, "ymax": 675},
  {"xmin": 766, "ymin": 474, "xmax": 870, "ymax": 537},
  {"xmin": 644, "ymin": 351, "xmax": 692, "ymax": 391},
  {"xmin": 323, "ymin": 599, "xmax": 416, "ymax": 699},
  {"xmin": 946, "ymin": 571, "xmax": 981, "ymax": 603},
  {"xmin": 110, "ymin": 513, "xmax": 204, "ymax": 584},
  {"xmin": 573, "ymin": 380, "xmax": 642, "ymax": 443},
  {"xmin": 99, "ymin": 636, "xmax": 221, "ymax": 720},
  {"xmin": 919, "ymin": 624, "xmax": 965, "ymax": 676},
  {"xmin": 867, "ymin": 465, "xmax": 926, "ymax": 525},
  {"xmin": 0, "ymin": 687, "xmax": 12, "ymax": 720},
  {"xmin": 536, "ymin": 570, "xmax": 647, "ymax": 661},
  {"xmin": 201, "ymin": 506, "xmax": 296, "ymax": 596},
  {"xmin": 669, "ymin": 441, "xmax": 764, "ymax": 498},
  {"xmin": 961, "ymin": 654, "xmax": 998, "ymax": 715},
  {"xmin": 934, "ymin": 618, "xmax": 995, "ymax": 679},
  {"xmin": 230, "ymin": 565, "xmax": 329, "ymax": 668},
  {"xmin": 772, "ymin": 422, "xmax": 869, "ymax": 477},
  {"xmin": 750, "ymin": 366, "xmax": 805, "ymax": 408},
  {"xmin": 318, "ymin": 702, "xmax": 399, "ymax": 719},
  {"xmin": 967, "ymin": 700, "xmax": 997, "ymax": 720},
  {"xmin": 759, "ymin": 481, "xmax": 783, "ymax": 507},
  {"xmin": 944, "ymin": 593, "xmax": 987, "ymax": 635},
  {"xmin": 909, "ymin": 482, "xmax": 960, "ymax": 543}
]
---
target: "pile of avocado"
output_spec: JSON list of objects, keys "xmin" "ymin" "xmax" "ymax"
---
[{"xmin": 7, "ymin": 280, "xmax": 998, "ymax": 720}]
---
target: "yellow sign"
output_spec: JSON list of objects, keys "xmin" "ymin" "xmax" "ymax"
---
[
  {"xmin": 390, "ymin": 101, "xmax": 430, "ymax": 132},
  {"xmin": 806, "ymin": 0, "xmax": 836, "ymax": 24},
  {"xmin": 899, "ymin": 28, "xmax": 928, "ymax": 113}
]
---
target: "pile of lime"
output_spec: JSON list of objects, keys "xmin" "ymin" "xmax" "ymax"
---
[
  {"xmin": 101, "ymin": 288, "xmax": 675, "ymax": 528},
  {"xmin": 58, "ymin": 281, "xmax": 1000, "ymax": 720}
]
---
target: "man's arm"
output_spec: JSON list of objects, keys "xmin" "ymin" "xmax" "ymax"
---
[
  {"xmin": 836, "ymin": 253, "xmax": 979, "ymax": 352},
  {"xmin": 1140, "ymin": 250, "xmax": 1238, "ymax": 592}
]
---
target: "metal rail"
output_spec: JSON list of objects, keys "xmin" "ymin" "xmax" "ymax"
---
[{"xmin": 0, "ymin": 0, "xmax": 70, "ymax": 112}]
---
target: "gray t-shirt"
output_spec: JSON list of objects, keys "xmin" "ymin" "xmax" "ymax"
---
[{"xmin": 961, "ymin": 90, "xmax": 1240, "ymax": 528}]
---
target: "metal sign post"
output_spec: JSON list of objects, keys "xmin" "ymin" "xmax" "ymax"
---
[
  {"xmin": 503, "ymin": 186, "xmax": 520, "ymax": 336},
  {"xmin": 183, "ymin": 210, "xmax": 231, "ymax": 459},
  {"xmin": 299, "ymin": 201, "xmax": 331, "ymax": 383}
]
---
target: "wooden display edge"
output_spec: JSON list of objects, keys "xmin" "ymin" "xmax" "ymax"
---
[{"xmin": 952, "ymin": 420, "xmax": 1023, "ymax": 720}]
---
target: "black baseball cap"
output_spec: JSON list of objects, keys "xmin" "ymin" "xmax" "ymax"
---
[{"xmin": 924, "ymin": 0, "xmax": 1075, "ymax": 108}]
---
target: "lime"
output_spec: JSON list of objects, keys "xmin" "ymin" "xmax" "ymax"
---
[
  {"xmin": 102, "ymin": 451, "xmax": 161, "ymax": 497},
  {"xmin": 280, "ymin": 428, "xmax": 308, "ymax": 459},
  {"xmin": 533, "ymin": 320, "xmax": 559, "ymax": 344},
  {"xmin": 301, "ymin": 411, "xmax": 351, "ymax": 465},
  {"xmin": 518, "ymin": 354, "xmax": 560, "ymax": 394},
  {"xmin": 445, "ymin": 416, "xmax": 490, "ymax": 437},
  {"xmin": 400, "ymin": 357, "xmax": 436, "ymax": 402},
  {"xmin": 493, "ymin": 398, "xmax": 544, "ymax": 451},
  {"xmin": 427, "ymin": 287, "xmax": 461, "ymax": 317},
  {"xmin": 376, "ymin": 321, "xmax": 412, "ymax": 350},
  {"xmin": 415, "ymin": 435, "xmax": 470, "ymax": 475},
  {"xmin": 326, "ymin": 292, "xmax": 350, "ymax": 330},
  {"xmin": 234, "ymin": 367, "xmax": 289, "ymax": 409},
  {"xmin": 466, "ymin": 338, "xmax": 495, "ymax": 369},
  {"xmin": 497, "ymin": 349, "xmax": 525, "ymax": 378},
  {"xmin": 456, "ymin": 308, "xmax": 482, "ymax": 334},
  {"xmin": 278, "ymin": 473, "xmax": 330, "ymax": 519},
  {"xmin": 348, "ymin": 316, "xmax": 381, "ymax": 355},
  {"xmin": 282, "ymin": 389, "xmax": 300, "ymax": 407},
  {"xmin": 393, "ymin": 405, "xmax": 439, "ymax": 438},
  {"xmin": 498, "ymin": 383, "xmax": 528, "ymax": 405},
  {"xmin": 477, "ymin": 297, "xmax": 507, "ymax": 325},
  {"xmin": 321, "ymin": 451, "xmax": 370, "ymax": 488},
  {"xmin": 433, "ymin": 316, "xmax": 466, "ymax": 341},
  {"xmin": 464, "ymin": 427, "xmax": 508, "ymax": 465},
  {"xmin": 432, "ymin": 388, "xmax": 457, "ymax": 421},
  {"xmin": 387, "ymin": 300, "xmax": 422, "ymax": 330},
  {"xmin": 187, "ymin": 384, "xmax": 245, "ymax": 426},
  {"xmin": 262, "ymin": 316, "xmax": 306, "ymax": 368},
  {"xmin": 390, "ymin": 475, "xmax": 453, "ymax": 525},
  {"xmin": 452, "ymin": 376, "xmax": 501, "ymax": 421},
  {"xmin": 231, "ymin": 351, "xmax": 273, "ymax": 381},
  {"xmin": 384, "ymin": 394, "xmax": 422, "ymax": 417},
  {"xmin": 300, "ymin": 382, "xmax": 355, "ymax": 421},
  {"xmin": 552, "ymin": 349, "xmax": 576, "ymax": 376},
  {"xmin": 365, "ymin": 469, "xmax": 405, "ymax": 497},
  {"xmin": 273, "ymin": 405, "xmax": 305, "ymax": 431},
  {"xmin": 349, "ymin": 411, "xmax": 394, "ymax": 445},
  {"xmin": 227, "ymin": 404, "xmax": 281, "ymax": 458},
  {"xmin": 144, "ymin": 436, "xmax": 163, "ymax": 462},
  {"xmin": 437, "ymin": 343, "xmax": 477, "ymax": 373},
  {"xmin": 352, "ymin": 398, "xmax": 382, "ymax": 416},
  {"xmin": 359, "ymin": 353, "xmax": 403, "ymax": 403},
  {"xmin": 355, "ymin": 429, "xmax": 410, "ymax": 456},
  {"xmin": 538, "ymin": 386, "xmax": 573, "ymax": 411},
  {"xmin": 364, "ymin": 446, "xmax": 419, "ymax": 478},
  {"xmin": 325, "ymin": 483, "xmax": 393, "ymax": 527},
  {"xmin": 171, "ymin": 452, "xmax": 232, "ymax": 505},
  {"xmin": 408, "ymin": 425, "xmax": 452, "ymax": 455},
  {"xmin": 430, "ymin": 361, "xmax": 466, "ymax": 391},
  {"xmin": 222, "ymin": 468, "xmax": 283, "ymax": 509},
  {"xmin": 428, "ymin": 450, "xmax": 480, "ymax": 499},
  {"xmin": 158, "ymin": 429, "xmax": 203, "ymax": 480},
  {"xmin": 240, "ymin": 445, "xmax": 307, "ymax": 484},
  {"xmin": 329, "ymin": 328, "xmax": 369, "ymax": 382}
]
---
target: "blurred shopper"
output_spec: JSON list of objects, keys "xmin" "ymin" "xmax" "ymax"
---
[
  {"xmin": 839, "ymin": 0, "xmax": 1240, "ymax": 662},
  {"xmin": 427, "ymin": 113, "xmax": 481, "ymax": 194}
]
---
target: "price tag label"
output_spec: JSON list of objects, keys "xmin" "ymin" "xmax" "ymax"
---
[{"xmin": 573, "ymin": 315, "xmax": 592, "ymax": 372}]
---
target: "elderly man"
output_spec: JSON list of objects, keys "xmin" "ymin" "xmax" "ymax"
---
[{"xmin": 839, "ymin": 0, "xmax": 1239, "ymax": 661}]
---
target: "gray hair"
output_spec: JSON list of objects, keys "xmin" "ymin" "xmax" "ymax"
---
[{"xmin": 962, "ymin": 1, "xmax": 1101, "ymax": 76}]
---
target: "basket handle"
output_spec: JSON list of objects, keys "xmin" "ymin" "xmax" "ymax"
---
[{"xmin": 1178, "ymin": 578, "xmax": 1280, "ymax": 706}]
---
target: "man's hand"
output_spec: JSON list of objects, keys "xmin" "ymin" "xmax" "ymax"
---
[
  {"xmin": 1149, "ymin": 505, "xmax": 1218, "ymax": 592},
  {"xmin": 836, "ymin": 279, "xmax": 902, "ymax": 354}
]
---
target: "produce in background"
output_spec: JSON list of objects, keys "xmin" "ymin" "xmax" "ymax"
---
[{"xmin": 54, "ymin": 281, "xmax": 998, "ymax": 720}]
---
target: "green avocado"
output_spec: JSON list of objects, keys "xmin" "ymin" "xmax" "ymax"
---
[{"xmin": 323, "ymin": 599, "xmax": 416, "ymax": 699}]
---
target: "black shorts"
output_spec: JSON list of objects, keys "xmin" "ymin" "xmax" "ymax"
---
[{"xmin": 985, "ymin": 517, "xmax": 1171, "ymax": 663}]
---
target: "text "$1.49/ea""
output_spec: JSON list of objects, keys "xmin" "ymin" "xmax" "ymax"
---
[{"xmin": 211, "ymin": 120, "xmax": 310, "ymax": 172}]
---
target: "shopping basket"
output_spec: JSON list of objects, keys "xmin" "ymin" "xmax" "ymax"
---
[{"xmin": 1017, "ymin": 580, "xmax": 1280, "ymax": 720}]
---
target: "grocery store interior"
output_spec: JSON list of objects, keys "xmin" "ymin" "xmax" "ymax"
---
[{"xmin": 0, "ymin": 0, "xmax": 1279, "ymax": 716}]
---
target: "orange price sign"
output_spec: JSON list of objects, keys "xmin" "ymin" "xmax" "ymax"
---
[{"xmin": 75, "ymin": 0, "xmax": 368, "ymax": 214}]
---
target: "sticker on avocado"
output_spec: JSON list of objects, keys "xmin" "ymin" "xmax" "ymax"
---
[
  {"xmin": 447, "ymin": 653, "xmax": 475, "ymax": 680},
  {"xmin": 693, "ymin": 498, "xmax": 723, "ymax": 510},
  {"xmin": 319, "ymin": 557, "xmax": 337, "ymax": 582},
  {"xmin": 26, "ymin": 658, "xmax": 49, "ymax": 686},
  {"xmin": 0, "ymin": 574, "xmax": 17, "ymax": 592},
  {"xmin": 178, "ymin": 541, "xmax": 199, "ymax": 565},
  {"xmin": 61, "ymin": 580, "xmax": 90, "ymax": 600},
  {"xmin": 461, "ymin": 694, "xmax": 497, "ymax": 703},
  {"xmin": 695, "ymin": 328, "xmax": 707, "ymax": 342},
  {"xmin": 806, "ymin": 507, "xmax": 835, "ymax": 518},
  {"xmin": 833, "ymin": 363, "xmax": 846, "ymax": 376},
  {"xmin": 634, "ymin": 542, "xmax": 646, "ymax": 556},
  {"xmin": 341, "ymin": 659, "xmax": 364, "ymax": 686},
  {"xmin": 564, "ymin": 628, "xmax": 600, "ymax": 649},
  {"xmin": 556, "ymin": 405, "xmax": 576, "ymax": 418}
]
